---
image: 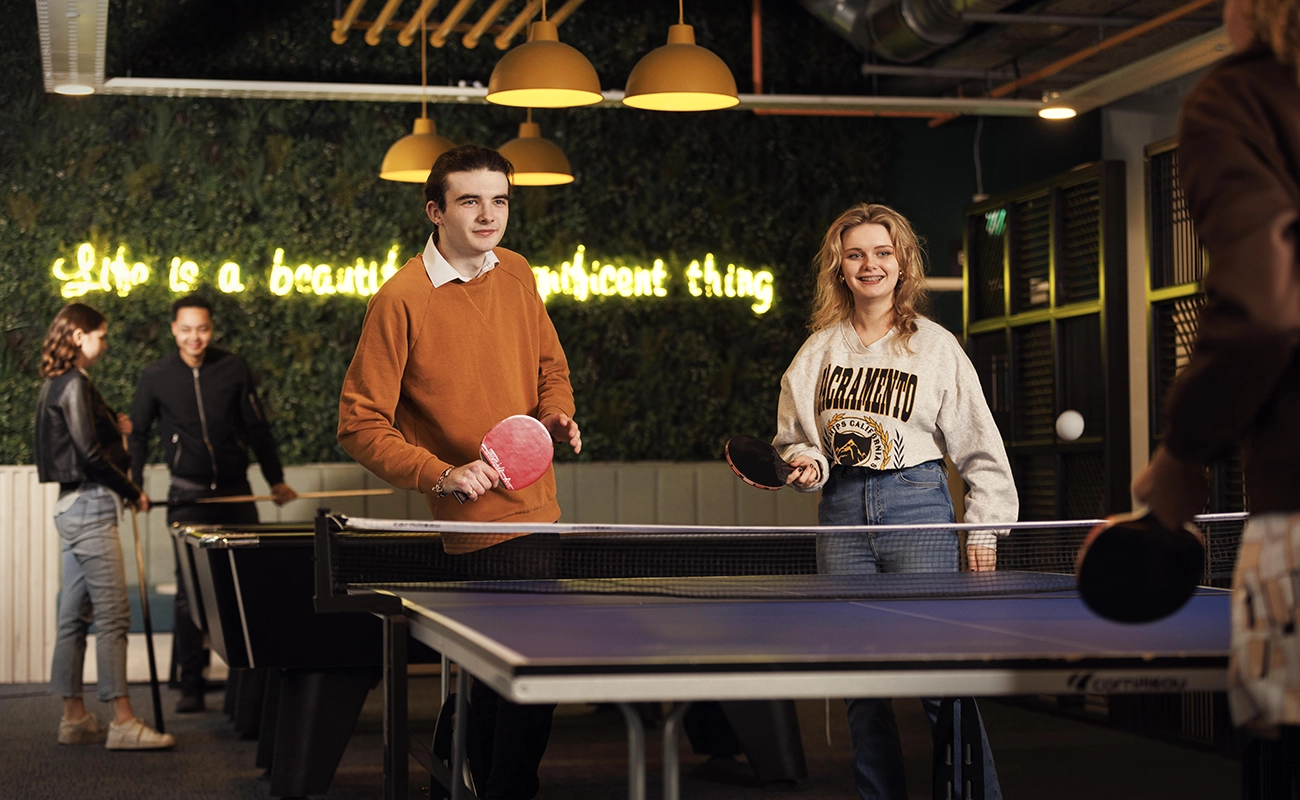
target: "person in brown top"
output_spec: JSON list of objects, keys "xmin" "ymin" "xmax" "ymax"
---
[
  {"xmin": 1134, "ymin": 0, "xmax": 1300, "ymax": 784},
  {"xmin": 338, "ymin": 144, "xmax": 581, "ymax": 799}
]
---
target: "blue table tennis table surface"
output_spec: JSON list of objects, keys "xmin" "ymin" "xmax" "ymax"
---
[{"xmin": 375, "ymin": 573, "xmax": 1231, "ymax": 704}]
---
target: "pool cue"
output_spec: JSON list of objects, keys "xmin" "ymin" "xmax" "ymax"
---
[
  {"xmin": 123, "ymin": 428, "xmax": 165, "ymax": 733},
  {"xmin": 128, "ymin": 505, "xmax": 165, "ymax": 733},
  {"xmin": 149, "ymin": 488, "xmax": 395, "ymax": 506}
]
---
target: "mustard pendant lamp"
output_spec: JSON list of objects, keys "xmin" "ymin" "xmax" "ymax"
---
[
  {"xmin": 623, "ymin": 1, "xmax": 739, "ymax": 111},
  {"xmin": 486, "ymin": 1, "xmax": 602, "ymax": 109},
  {"xmin": 498, "ymin": 109, "xmax": 574, "ymax": 186},
  {"xmin": 380, "ymin": 20, "xmax": 455, "ymax": 182}
]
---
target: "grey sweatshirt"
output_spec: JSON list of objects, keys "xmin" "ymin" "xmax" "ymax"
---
[{"xmin": 773, "ymin": 317, "xmax": 1018, "ymax": 550}]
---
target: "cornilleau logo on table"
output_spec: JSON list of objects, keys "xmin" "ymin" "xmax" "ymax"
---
[{"xmin": 1066, "ymin": 673, "xmax": 1189, "ymax": 692}]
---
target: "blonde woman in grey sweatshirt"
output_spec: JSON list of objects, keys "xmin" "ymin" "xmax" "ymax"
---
[{"xmin": 773, "ymin": 203, "xmax": 1018, "ymax": 800}]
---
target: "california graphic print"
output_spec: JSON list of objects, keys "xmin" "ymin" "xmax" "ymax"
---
[{"xmin": 815, "ymin": 364, "xmax": 919, "ymax": 470}]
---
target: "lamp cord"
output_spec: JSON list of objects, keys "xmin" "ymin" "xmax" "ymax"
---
[
  {"xmin": 678, "ymin": 0, "xmax": 684, "ymax": 24},
  {"xmin": 420, "ymin": 18, "xmax": 428, "ymax": 120},
  {"xmin": 541, "ymin": 0, "xmax": 547, "ymax": 22}
]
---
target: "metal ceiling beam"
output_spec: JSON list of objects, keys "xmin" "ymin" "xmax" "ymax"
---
[
  {"xmin": 1054, "ymin": 26, "xmax": 1230, "ymax": 114},
  {"xmin": 97, "ymin": 77, "xmax": 1045, "ymax": 116}
]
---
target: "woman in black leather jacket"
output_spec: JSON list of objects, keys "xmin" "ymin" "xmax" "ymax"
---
[{"xmin": 34, "ymin": 302, "xmax": 173, "ymax": 750}]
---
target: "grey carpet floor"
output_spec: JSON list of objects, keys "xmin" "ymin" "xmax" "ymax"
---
[{"xmin": 0, "ymin": 680, "xmax": 1240, "ymax": 799}]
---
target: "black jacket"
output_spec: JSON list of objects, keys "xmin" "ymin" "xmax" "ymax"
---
[
  {"xmin": 34, "ymin": 369, "xmax": 141, "ymax": 501},
  {"xmin": 128, "ymin": 348, "xmax": 285, "ymax": 490}
]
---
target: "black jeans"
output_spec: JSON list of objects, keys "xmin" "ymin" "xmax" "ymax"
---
[
  {"xmin": 167, "ymin": 480, "xmax": 258, "ymax": 694},
  {"xmin": 467, "ymin": 678, "xmax": 556, "ymax": 800},
  {"xmin": 459, "ymin": 533, "xmax": 560, "ymax": 800}
]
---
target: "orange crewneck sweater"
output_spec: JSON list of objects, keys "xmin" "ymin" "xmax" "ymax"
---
[{"xmin": 338, "ymin": 247, "xmax": 574, "ymax": 548}]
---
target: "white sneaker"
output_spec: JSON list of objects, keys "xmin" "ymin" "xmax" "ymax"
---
[
  {"xmin": 58, "ymin": 714, "xmax": 106, "ymax": 745},
  {"xmin": 105, "ymin": 717, "xmax": 175, "ymax": 750}
]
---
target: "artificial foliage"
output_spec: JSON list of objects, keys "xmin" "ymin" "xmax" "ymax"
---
[{"xmin": 0, "ymin": 0, "xmax": 892, "ymax": 465}]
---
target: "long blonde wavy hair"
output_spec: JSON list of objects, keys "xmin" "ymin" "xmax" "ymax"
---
[
  {"xmin": 808, "ymin": 203, "xmax": 929, "ymax": 349},
  {"xmin": 1248, "ymin": 0, "xmax": 1300, "ymax": 83}
]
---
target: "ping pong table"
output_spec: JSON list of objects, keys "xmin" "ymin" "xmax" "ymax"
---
[{"xmin": 313, "ymin": 514, "xmax": 1236, "ymax": 800}]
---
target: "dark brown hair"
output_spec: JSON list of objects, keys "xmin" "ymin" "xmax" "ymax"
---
[
  {"xmin": 40, "ymin": 303, "xmax": 107, "ymax": 378},
  {"xmin": 423, "ymin": 144, "xmax": 514, "ymax": 212}
]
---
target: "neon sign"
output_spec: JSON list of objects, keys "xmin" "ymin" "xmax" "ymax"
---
[
  {"xmin": 53, "ymin": 244, "xmax": 151, "ymax": 298},
  {"xmin": 532, "ymin": 246, "xmax": 775, "ymax": 314},
  {"xmin": 50, "ymin": 242, "xmax": 776, "ymax": 314}
]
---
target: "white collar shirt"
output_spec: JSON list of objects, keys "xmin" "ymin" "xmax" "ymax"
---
[{"xmin": 422, "ymin": 234, "xmax": 500, "ymax": 287}]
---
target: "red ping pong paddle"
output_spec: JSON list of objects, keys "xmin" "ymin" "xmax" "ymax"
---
[
  {"xmin": 1075, "ymin": 510, "xmax": 1205, "ymax": 624},
  {"xmin": 453, "ymin": 415, "xmax": 554, "ymax": 504},
  {"xmin": 725, "ymin": 435, "xmax": 799, "ymax": 491}
]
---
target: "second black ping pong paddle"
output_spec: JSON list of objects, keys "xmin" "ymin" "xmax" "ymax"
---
[
  {"xmin": 1075, "ymin": 510, "xmax": 1205, "ymax": 624},
  {"xmin": 725, "ymin": 435, "xmax": 800, "ymax": 490}
]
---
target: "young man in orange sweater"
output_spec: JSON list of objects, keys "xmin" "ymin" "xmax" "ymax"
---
[{"xmin": 338, "ymin": 144, "xmax": 580, "ymax": 799}]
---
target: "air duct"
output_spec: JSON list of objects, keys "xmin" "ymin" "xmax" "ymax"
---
[{"xmin": 799, "ymin": 0, "xmax": 1016, "ymax": 64}]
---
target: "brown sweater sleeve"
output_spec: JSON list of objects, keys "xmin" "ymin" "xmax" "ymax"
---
[
  {"xmin": 533, "ymin": 278, "xmax": 576, "ymax": 422},
  {"xmin": 1164, "ymin": 52, "xmax": 1300, "ymax": 465},
  {"xmin": 338, "ymin": 276, "xmax": 450, "ymax": 493}
]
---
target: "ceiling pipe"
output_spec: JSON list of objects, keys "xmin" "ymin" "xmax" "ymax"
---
[
  {"xmin": 462, "ymin": 0, "xmax": 512, "ymax": 49},
  {"xmin": 799, "ymin": 0, "xmax": 1022, "ymax": 65},
  {"xmin": 756, "ymin": 0, "xmax": 944, "ymax": 118},
  {"xmin": 364, "ymin": 0, "xmax": 404, "ymax": 45},
  {"xmin": 431, "ymin": 0, "xmax": 476, "ymax": 47},
  {"xmin": 548, "ymin": 0, "xmax": 587, "ymax": 26},
  {"xmin": 397, "ymin": 0, "xmax": 441, "ymax": 46},
  {"xmin": 860, "ymin": 62, "xmax": 1087, "ymax": 80},
  {"xmin": 927, "ymin": 0, "xmax": 1220, "ymax": 125},
  {"xmin": 958, "ymin": 11, "xmax": 1213, "ymax": 27},
  {"xmin": 331, "ymin": 0, "xmax": 368, "ymax": 44},
  {"xmin": 97, "ymin": 77, "xmax": 1042, "ymax": 115},
  {"xmin": 494, "ymin": 0, "xmax": 542, "ymax": 50}
]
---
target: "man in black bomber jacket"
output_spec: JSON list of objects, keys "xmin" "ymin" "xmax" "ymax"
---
[{"xmin": 128, "ymin": 294, "xmax": 297, "ymax": 712}]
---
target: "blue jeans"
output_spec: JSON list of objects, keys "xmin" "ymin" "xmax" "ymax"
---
[
  {"xmin": 49, "ymin": 485, "xmax": 131, "ymax": 702},
  {"xmin": 818, "ymin": 461, "xmax": 1002, "ymax": 800}
]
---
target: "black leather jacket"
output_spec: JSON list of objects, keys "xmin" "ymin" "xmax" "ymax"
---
[{"xmin": 34, "ymin": 369, "xmax": 141, "ymax": 501}]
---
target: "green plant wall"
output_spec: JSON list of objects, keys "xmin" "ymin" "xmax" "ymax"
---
[{"xmin": 0, "ymin": 0, "xmax": 892, "ymax": 465}]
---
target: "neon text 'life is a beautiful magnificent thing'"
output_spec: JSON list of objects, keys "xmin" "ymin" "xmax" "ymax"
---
[{"xmin": 50, "ymin": 243, "xmax": 776, "ymax": 314}]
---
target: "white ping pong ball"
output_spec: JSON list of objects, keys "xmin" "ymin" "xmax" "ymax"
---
[{"xmin": 1055, "ymin": 410, "xmax": 1085, "ymax": 441}]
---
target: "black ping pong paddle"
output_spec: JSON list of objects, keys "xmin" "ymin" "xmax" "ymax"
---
[
  {"xmin": 725, "ymin": 435, "xmax": 798, "ymax": 490},
  {"xmin": 1075, "ymin": 510, "xmax": 1205, "ymax": 624}
]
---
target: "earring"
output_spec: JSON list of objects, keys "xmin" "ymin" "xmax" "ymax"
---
[{"xmin": 836, "ymin": 273, "xmax": 845, "ymax": 283}]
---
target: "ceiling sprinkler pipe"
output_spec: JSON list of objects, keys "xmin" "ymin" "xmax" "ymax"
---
[{"xmin": 801, "ymin": 0, "xmax": 1016, "ymax": 64}]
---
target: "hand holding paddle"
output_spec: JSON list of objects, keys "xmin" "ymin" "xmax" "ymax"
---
[
  {"xmin": 1076, "ymin": 510, "xmax": 1206, "ymax": 624},
  {"xmin": 450, "ymin": 415, "xmax": 555, "ymax": 504},
  {"xmin": 725, "ymin": 436, "xmax": 817, "ymax": 491}
]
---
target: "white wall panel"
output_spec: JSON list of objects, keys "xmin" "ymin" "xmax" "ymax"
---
[{"xmin": 1, "ymin": 461, "xmax": 817, "ymax": 683}]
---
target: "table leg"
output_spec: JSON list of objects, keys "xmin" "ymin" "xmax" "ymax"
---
[
  {"xmin": 440, "ymin": 653, "xmax": 450, "ymax": 705},
  {"xmin": 451, "ymin": 668, "xmax": 470, "ymax": 800},
  {"xmin": 384, "ymin": 615, "xmax": 409, "ymax": 800},
  {"xmin": 616, "ymin": 703, "xmax": 647, "ymax": 800},
  {"xmin": 662, "ymin": 702, "xmax": 691, "ymax": 800}
]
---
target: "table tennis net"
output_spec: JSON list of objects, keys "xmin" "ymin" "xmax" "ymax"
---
[{"xmin": 321, "ymin": 513, "xmax": 1246, "ymax": 601}]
